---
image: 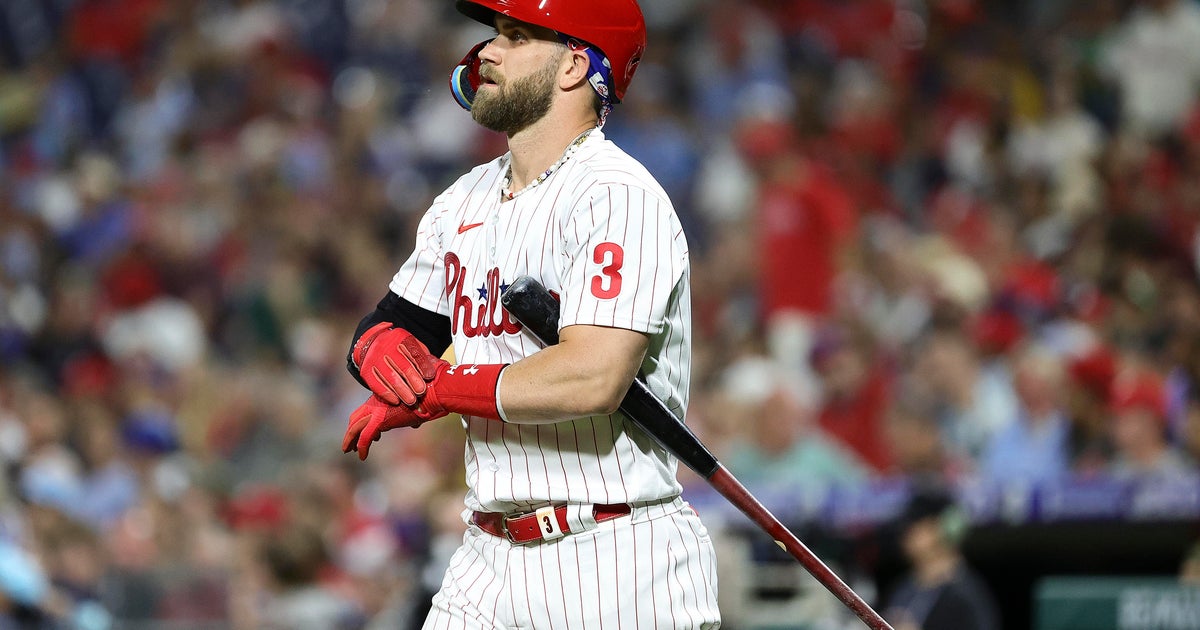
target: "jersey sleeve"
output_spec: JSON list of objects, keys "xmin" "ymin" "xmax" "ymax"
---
[
  {"xmin": 557, "ymin": 183, "xmax": 688, "ymax": 334},
  {"xmin": 389, "ymin": 194, "xmax": 450, "ymax": 316}
]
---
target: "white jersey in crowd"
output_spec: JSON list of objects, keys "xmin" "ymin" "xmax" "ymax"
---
[{"xmin": 389, "ymin": 128, "xmax": 692, "ymax": 514}]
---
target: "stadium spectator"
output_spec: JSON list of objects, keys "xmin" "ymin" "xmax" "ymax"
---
[
  {"xmin": 912, "ymin": 326, "xmax": 1019, "ymax": 467},
  {"xmin": 746, "ymin": 112, "xmax": 860, "ymax": 402},
  {"xmin": 883, "ymin": 481, "xmax": 1001, "ymax": 630},
  {"xmin": 979, "ymin": 344, "xmax": 1072, "ymax": 486},
  {"xmin": 719, "ymin": 356, "xmax": 870, "ymax": 493},
  {"xmin": 885, "ymin": 391, "xmax": 972, "ymax": 481},
  {"xmin": 1099, "ymin": 0, "xmax": 1200, "ymax": 138},
  {"xmin": 255, "ymin": 526, "xmax": 361, "ymax": 630},
  {"xmin": 1064, "ymin": 345, "xmax": 1119, "ymax": 474},
  {"xmin": 811, "ymin": 324, "xmax": 896, "ymax": 474},
  {"xmin": 1108, "ymin": 370, "xmax": 1195, "ymax": 479}
]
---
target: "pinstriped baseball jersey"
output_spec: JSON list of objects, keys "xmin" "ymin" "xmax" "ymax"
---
[{"xmin": 388, "ymin": 128, "xmax": 692, "ymax": 514}]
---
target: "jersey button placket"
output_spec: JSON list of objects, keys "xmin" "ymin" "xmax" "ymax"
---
[{"xmin": 487, "ymin": 213, "xmax": 499, "ymax": 261}]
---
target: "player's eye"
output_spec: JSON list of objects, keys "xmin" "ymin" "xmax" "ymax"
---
[{"xmin": 493, "ymin": 21, "xmax": 531, "ymax": 44}]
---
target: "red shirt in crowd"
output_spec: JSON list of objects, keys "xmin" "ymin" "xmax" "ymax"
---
[
  {"xmin": 67, "ymin": 0, "xmax": 165, "ymax": 66},
  {"xmin": 818, "ymin": 366, "xmax": 894, "ymax": 474},
  {"xmin": 758, "ymin": 158, "xmax": 857, "ymax": 319}
]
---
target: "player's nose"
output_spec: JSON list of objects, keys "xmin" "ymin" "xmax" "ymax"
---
[{"xmin": 477, "ymin": 38, "xmax": 502, "ymax": 66}]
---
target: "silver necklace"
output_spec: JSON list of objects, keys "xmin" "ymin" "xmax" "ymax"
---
[{"xmin": 501, "ymin": 128, "xmax": 594, "ymax": 201}]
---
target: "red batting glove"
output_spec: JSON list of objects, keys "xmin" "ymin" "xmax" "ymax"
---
[
  {"xmin": 342, "ymin": 395, "xmax": 445, "ymax": 461},
  {"xmin": 357, "ymin": 326, "xmax": 508, "ymax": 422},
  {"xmin": 416, "ymin": 363, "xmax": 508, "ymax": 421},
  {"xmin": 352, "ymin": 322, "xmax": 442, "ymax": 406}
]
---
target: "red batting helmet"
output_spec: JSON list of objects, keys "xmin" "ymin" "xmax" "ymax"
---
[{"xmin": 455, "ymin": 0, "xmax": 646, "ymax": 103}]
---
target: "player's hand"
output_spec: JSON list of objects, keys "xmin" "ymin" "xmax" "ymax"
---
[
  {"xmin": 352, "ymin": 322, "xmax": 443, "ymax": 406},
  {"xmin": 342, "ymin": 395, "xmax": 447, "ymax": 461}
]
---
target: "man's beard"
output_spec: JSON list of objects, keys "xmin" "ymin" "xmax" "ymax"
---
[{"xmin": 472, "ymin": 57, "xmax": 558, "ymax": 135}]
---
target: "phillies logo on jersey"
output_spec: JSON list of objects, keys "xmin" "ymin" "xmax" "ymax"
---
[{"xmin": 445, "ymin": 252, "xmax": 522, "ymax": 337}]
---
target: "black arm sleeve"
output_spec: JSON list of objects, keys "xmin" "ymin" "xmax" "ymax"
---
[{"xmin": 346, "ymin": 292, "xmax": 453, "ymax": 389}]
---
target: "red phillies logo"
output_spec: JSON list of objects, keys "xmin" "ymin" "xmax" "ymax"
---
[{"xmin": 445, "ymin": 252, "xmax": 522, "ymax": 338}]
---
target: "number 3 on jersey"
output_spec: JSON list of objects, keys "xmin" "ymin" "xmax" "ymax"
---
[{"xmin": 590, "ymin": 242, "xmax": 624, "ymax": 299}]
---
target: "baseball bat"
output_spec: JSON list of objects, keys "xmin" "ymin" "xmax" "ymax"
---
[{"xmin": 500, "ymin": 276, "xmax": 893, "ymax": 630}]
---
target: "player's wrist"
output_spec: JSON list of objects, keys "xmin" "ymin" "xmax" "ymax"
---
[{"xmin": 425, "ymin": 363, "xmax": 508, "ymax": 420}]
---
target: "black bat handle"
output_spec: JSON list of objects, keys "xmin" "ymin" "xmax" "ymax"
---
[
  {"xmin": 619, "ymin": 383, "xmax": 721, "ymax": 477},
  {"xmin": 500, "ymin": 276, "xmax": 720, "ymax": 478},
  {"xmin": 500, "ymin": 277, "xmax": 565, "ymax": 343}
]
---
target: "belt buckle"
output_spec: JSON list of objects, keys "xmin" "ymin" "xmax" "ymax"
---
[
  {"xmin": 499, "ymin": 514, "xmax": 517, "ymax": 543},
  {"xmin": 500, "ymin": 509, "xmax": 531, "ymax": 545}
]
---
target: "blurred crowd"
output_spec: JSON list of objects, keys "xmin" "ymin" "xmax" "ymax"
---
[{"xmin": 2, "ymin": 0, "xmax": 1200, "ymax": 627}]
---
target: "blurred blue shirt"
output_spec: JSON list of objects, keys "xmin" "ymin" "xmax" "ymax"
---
[{"xmin": 980, "ymin": 412, "xmax": 1070, "ymax": 486}]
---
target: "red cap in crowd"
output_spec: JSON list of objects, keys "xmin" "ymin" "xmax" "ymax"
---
[
  {"xmin": 223, "ymin": 485, "xmax": 290, "ymax": 531},
  {"xmin": 1109, "ymin": 372, "xmax": 1167, "ymax": 422},
  {"xmin": 970, "ymin": 308, "xmax": 1024, "ymax": 355},
  {"xmin": 1067, "ymin": 346, "xmax": 1117, "ymax": 401}
]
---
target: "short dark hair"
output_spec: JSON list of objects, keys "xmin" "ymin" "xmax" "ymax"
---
[
  {"xmin": 898, "ymin": 479, "xmax": 957, "ymax": 529},
  {"xmin": 262, "ymin": 527, "xmax": 329, "ymax": 588}
]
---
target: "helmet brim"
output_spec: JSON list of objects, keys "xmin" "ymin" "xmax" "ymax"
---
[{"xmin": 456, "ymin": 1, "xmax": 500, "ymax": 28}]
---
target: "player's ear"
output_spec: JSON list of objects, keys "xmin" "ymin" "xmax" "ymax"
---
[{"xmin": 558, "ymin": 47, "xmax": 591, "ymax": 91}]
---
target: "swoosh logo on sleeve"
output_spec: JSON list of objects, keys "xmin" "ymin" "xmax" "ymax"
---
[{"xmin": 458, "ymin": 221, "xmax": 485, "ymax": 234}]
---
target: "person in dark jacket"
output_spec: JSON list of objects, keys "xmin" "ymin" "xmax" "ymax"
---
[{"xmin": 884, "ymin": 481, "xmax": 1000, "ymax": 630}]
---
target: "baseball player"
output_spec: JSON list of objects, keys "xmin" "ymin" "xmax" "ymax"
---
[{"xmin": 340, "ymin": 0, "xmax": 721, "ymax": 628}]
